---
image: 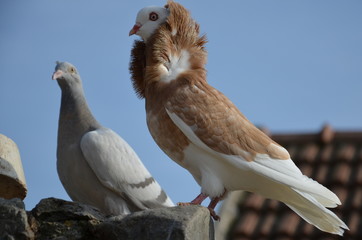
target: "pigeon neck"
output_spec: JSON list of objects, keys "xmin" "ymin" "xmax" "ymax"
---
[{"xmin": 59, "ymin": 85, "xmax": 101, "ymax": 134}]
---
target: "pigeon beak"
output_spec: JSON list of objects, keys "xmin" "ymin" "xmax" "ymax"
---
[
  {"xmin": 52, "ymin": 70, "xmax": 63, "ymax": 80},
  {"xmin": 129, "ymin": 23, "xmax": 141, "ymax": 36}
]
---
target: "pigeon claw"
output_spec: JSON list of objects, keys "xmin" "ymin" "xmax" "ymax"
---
[
  {"xmin": 208, "ymin": 207, "xmax": 220, "ymax": 221},
  {"xmin": 177, "ymin": 202, "xmax": 194, "ymax": 206}
]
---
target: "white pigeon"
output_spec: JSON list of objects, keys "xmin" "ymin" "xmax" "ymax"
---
[
  {"xmin": 52, "ymin": 61, "xmax": 173, "ymax": 216},
  {"xmin": 128, "ymin": 1, "xmax": 349, "ymax": 236}
]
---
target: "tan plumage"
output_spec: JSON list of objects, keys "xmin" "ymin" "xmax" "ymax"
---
[{"xmin": 129, "ymin": 0, "xmax": 348, "ymax": 235}]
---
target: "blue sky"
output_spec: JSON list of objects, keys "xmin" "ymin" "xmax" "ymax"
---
[{"xmin": 1, "ymin": 1, "xmax": 361, "ymax": 212}]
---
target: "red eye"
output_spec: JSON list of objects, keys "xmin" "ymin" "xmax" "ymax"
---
[{"xmin": 149, "ymin": 12, "xmax": 159, "ymax": 21}]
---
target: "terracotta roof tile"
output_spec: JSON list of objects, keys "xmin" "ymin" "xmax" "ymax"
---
[
  {"xmin": 300, "ymin": 221, "xmax": 314, "ymax": 237},
  {"xmin": 297, "ymin": 163, "xmax": 313, "ymax": 176},
  {"xmin": 351, "ymin": 189, "xmax": 362, "ymax": 209},
  {"xmin": 329, "ymin": 186, "xmax": 348, "ymax": 207},
  {"xmin": 320, "ymin": 124, "xmax": 334, "ymax": 144},
  {"xmin": 244, "ymin": 193, "xmax": 265, "ymax": 211},
  {"xmin": 285, "ymin": 145, "xmax": 298, "ymax": 159},
  {"xmin": 277, "ymin": 214, "xmax": 300, "ymax": 236},
  {"xmin": 235, "ymin": 212, "xmax": 259, "ymax": 236},
  {"xmin": 358, "ymin": 148, "xmax": 362, "ymax": 160},
  {"xmin": 268, "ymin": 199, "xmax": 280, "ymax": 212},
  {"xmin": 314, "ymin": 164, "xmax": 328, "ymax": 183},
  {"xmin": 259, "ymin": 213, "xmax": 276, "ymax": 236},
  {"xmin": 222, "ymin": 125, "xmax": 362, "ymax": 239},
  {"xmin": 331, "ymin": 162, "xmax": 351, "ymax": 185},
  {"xmin": 348, "ymin": 212, "xmax": 361, "ymax": 236},
  {"xmin": 299, "ymin": 144, "xmax": 319, "ymax": 163},
  {"xmin": 355, "ymin": 164, "xmax": 362, "ymax": 185},
  {"xmin": 337, "ymin": 144, "xmax": 356, "ymax": 162},
  {"xmin": 319, "ymin": 144, "xmax": 334, "ymax": 162}
]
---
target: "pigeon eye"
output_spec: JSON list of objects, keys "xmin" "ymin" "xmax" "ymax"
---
[
  {"xmin": 149, "ymin": 12, "xmax": 159, "ymax": 21},
  {"xmin": 69, "ymin": 67, "xmax": 76, "ymax": 73}
]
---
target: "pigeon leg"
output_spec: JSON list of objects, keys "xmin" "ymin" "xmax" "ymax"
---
[
  {"xmin": 207, "ymin": 190, "xmax": 227, "ymax": 221},
  {"xmin": 177, "ymin": 193, "xmax": 208, "ymax": 206},
  {"xmin": 207, "ymin": 197, "xmax": 222, "ymax": 221},
  {"xmin": 178, "ymin": 193, "xmax": 221, "ymax": 220}
]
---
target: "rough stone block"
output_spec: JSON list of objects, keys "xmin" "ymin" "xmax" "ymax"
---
[
  {"xmin": 0, "ymin": 134, "xmax": 27, "ymax": 199},
  {"xmin": 28, "ymin": 198, "xmax": 214, "ymax": 240},
  {"xmin": 0, "ymin": 198, "xmax": 34, "ymax": 240}
]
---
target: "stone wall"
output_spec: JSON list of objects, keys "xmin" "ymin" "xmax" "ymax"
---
[{"xmin": 0, "ymin": 198, "xmax": 214, "ymax": 240}]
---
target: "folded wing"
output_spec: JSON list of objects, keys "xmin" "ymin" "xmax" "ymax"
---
[{"xmin": 80, "ymin": 128, "xmax": 173, "ymax": 210}]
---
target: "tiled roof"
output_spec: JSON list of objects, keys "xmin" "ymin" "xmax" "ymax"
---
[{"xmin": 217, "ymin": 125, "xmax": 362, "ymax": 240}]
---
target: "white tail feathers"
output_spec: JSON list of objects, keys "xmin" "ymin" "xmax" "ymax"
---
[
  {"xmin": 295, "ymin": 175, "xmax": 341, "ymax": 208},
  {"xmin": 236, "ymin": 157, "xmax": 349, "ymax": 235},
  {"xmin": 286, "ymin": 188, "xmax": 349, "ymax": 236}
]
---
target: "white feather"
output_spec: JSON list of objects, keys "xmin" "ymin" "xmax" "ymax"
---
[
  {"xmin": 285, "ymin": 189, "xmax": 348, "ymax": 236},
  {"xmin": 160, "ymin": 50, "xmax": 190, "ymax": 83},
  {"xmin": 249, "ymin": 154, "xmax": 341, "ymax": 207}
]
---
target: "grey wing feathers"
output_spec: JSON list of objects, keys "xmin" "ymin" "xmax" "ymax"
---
[{"xmin": 80, "ymin": 128, "xmax": 174, "ymax": 209}]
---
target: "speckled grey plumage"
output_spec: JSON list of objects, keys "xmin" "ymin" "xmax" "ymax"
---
[{"xmin": 53, "ymin": 61, "xmax": 173, "ymax": 216}]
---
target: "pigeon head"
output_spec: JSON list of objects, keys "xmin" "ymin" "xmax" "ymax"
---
[
  {"xmin": 129, "ymin": 6, "xmax": 169, "ymax": 42},
  {"xmin": 52, "ymin": 61, "xmax": 82, "ymax": 88}
]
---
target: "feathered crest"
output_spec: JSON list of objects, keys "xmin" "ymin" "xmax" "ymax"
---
[
  {"xmin": 151, "ymin": 0, "xmax": 207, "ymax": 64},
  {"xmin": 165, "ymin": 0, "xmax": 207, "ymax": 47},
  {"xmin": 129, "ymin": 0, "xmax": 208, "ymax": 98}
]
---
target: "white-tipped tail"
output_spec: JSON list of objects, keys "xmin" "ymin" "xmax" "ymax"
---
[
  {"xmin": 286, "ymin": 188, "xmax": 349, "ymax": 236},
  {"xmin": 224, "ymin": 156, "xmax": 349, "ymax": 235}
]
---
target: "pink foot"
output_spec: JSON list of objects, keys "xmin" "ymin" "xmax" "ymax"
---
[
  {"xmin": 177, "ymin": 193, "xmax": 208, "ymax": 206},
  {"xmin": 177, "ymin": 192, "xmax": 226, "ymax": 221},
  {"xmin": 177, "ymin": 202, "xmax": 192, "ymax": 206}
]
